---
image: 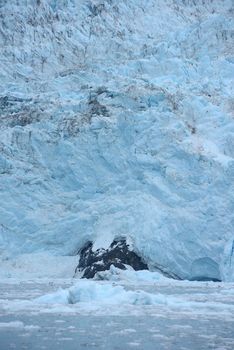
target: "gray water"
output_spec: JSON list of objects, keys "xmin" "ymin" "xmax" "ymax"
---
[{"xmin": 0, "ymin": 280, "xmax": 233, "ymax": 350}]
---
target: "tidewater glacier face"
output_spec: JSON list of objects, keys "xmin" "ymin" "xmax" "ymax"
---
[{"xmin": 0, "ymin": 0, "xmax": 233, "ymax": 280}]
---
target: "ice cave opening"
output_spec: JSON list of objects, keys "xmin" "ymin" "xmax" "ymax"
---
[{"xmin": 190, "ymin": 257, "xmax": 221, "ymax": 282}]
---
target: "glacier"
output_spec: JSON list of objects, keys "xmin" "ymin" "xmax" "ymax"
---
[{"xmin": 0, "ymin": 0, "xmax": 234, "ymax": 281}]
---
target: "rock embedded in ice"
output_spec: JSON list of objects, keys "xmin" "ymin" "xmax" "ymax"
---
[{"xmin": 75, "ymin": 239, "xmax": 148, "ymax": 279}]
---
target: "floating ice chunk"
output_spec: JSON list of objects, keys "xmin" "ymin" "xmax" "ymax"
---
[
  {"xmin": 36, "ymin": 288, "xmax": 70, "ymax": 304},
  {"xmin": 35, "ymin": 280, "xmax": 167, "ymax": 306},
  {"xmin": 95, "ymin": 265, "xmax": 168, "ymax": 282},
  {"xmin": 0, "ymin": 321, "xmax": 24, "ymax": 328}
]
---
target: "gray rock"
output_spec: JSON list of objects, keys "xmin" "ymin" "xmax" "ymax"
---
[{"xmin": 75, "ymin": 239, "xmax": 148, "ymax": 279}]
